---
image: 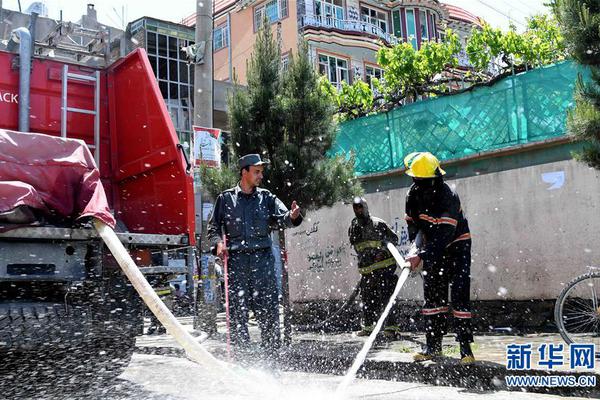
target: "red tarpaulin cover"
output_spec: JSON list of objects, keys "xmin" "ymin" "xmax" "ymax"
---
[{"xmin": 0, "ymin": 129, "xmax": 115, "ymax": 227}]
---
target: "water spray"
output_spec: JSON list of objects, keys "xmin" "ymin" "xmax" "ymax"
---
[{"xmin": 335, "ymin": 242, "xmax": 412, "ymax": 396}]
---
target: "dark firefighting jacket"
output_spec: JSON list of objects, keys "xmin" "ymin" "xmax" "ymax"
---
[
  {"xmin": 207, "ymin": 185, "xmax": 302, "ymax": 253},
  {"xmin": 348, "ymin": 200, "xmax": 399, "ymax": 275},
  {"xmin": 404, "ymin": 178, "xmax": 471, "ymax": 264}
]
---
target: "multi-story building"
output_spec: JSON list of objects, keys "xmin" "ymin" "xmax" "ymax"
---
[{"xmin": 183, "ymin": 0, "xmax": 483, "ymax": 88}]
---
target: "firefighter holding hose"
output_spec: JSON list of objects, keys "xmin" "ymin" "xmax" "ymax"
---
[{"xmin": 403, "ymin": 152, "xmax": 475, "ymax": 365}]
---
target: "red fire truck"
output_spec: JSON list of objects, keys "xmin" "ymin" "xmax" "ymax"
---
[{"xmin": 0, "ymin": 25, "xmax": 196, "ymax": 378}]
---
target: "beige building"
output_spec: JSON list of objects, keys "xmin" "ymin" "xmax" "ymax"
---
[{"xmin": 183, "ymin": 0, "xmax": 483, "ymax": 88}]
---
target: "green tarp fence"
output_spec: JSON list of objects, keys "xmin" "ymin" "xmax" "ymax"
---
[{"xmin": 332, "ymin": 61, "xmax": 587, "ymax": 175}]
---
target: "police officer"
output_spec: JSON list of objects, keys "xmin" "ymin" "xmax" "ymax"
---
[
  {"xmin": 403, "ymin": 152, "xmax": 475, "ymax": 365},
  {"xmin": 349, "ymin": 197, "xmax": 400, "ymax": 338},
  {"xmin": 207, "ymin": 154, "xmax": 302, "ymax": 356}
]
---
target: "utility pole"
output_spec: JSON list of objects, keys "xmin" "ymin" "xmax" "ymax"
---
[
  {"xmin": 195, "ymin": 0, "xmax": 213, "ymax": 128},
  {"xmin": 193, "ymin": 0, "xmax": 217, "ymax": 335}
]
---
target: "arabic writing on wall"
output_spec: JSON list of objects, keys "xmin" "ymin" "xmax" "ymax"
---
[{"xmin": 307, "ymin": 245, "xmax": 347, "ymax": 271}]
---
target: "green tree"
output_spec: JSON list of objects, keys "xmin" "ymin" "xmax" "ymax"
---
[
  {"xmin": 205, "ymin": 24, "xmax": 362, "ymax": 207},
  {"xmin": 277, "ymin": 40, "xmax": 362, "ymax": 207},
  {"xmin": 553, "ymin": 0, "xmax": 600, "ymax": 168},
  {"xmin": 324, "ymin": 14, "xmax": 566, "ymax": 119}
]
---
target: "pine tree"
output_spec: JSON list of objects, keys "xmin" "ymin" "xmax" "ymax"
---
[
  {"xmin": 554, "ymin": 0, "xmax": 600, "ymax": 168},
  {"xmin": 209, "ymin": 24, "xmax": 362, "ymax": 208}
]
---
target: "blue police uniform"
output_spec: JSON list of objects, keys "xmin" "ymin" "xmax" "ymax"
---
[{"xmin": 207, "ymin": 184, "xmax": 302, "ymax": 353}]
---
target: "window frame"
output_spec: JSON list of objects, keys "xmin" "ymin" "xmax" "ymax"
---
[
  {"xmin": 317, "ymin": 51, "xmax": 350, "ymax": 89},
  {"xmin": 360, "ymin": 3, "xmax": 389, "ymax": 33},
  {"xmin": 213, "ymin": 23, "xmax": 229, "ymax": 51},
  {"xmin": 254, "ymin": 0, "xmax": 289, "ymax": 31}
]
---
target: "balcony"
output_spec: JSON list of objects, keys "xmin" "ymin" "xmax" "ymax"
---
[{"xmin": 300, "ymin": 14, "xmax": 399, "ymax": 46}]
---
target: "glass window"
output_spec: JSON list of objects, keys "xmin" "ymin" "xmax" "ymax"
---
[
  {"xmin": 315, "ymin": 0, "xmax": 344, "ymax": 25},
  {"xmin": 365, "ymin": 65, "xmax": 383, "ymax": 89},
  {"xmin": 168, "ymin": 36, "xmax": 178, "ymax": 58},
  {"xmin": 281, "ymin": 53, "xmax": 289, "ymax": 71},
  {"xmin": 420, "ymin": 10, "xmax": 428, "ymax": 41},
  {"xmin": 159, "ymin": 80, "xmax": 168, "ymax": 99},
  {"xmin": 360, "ymin": 5, "xmax": 388, "ymax": 33},
  {"xmin": 179, "ymin": 62, "xmax": 189, "ymax": 84},
  {"xmin": 158, "ymin": 34, "xmax": 167, "ymax": 57},
  {"xmin": 406, "ymin": 9, "xmax": 417, "ymax": 49},
  {"xmin": 255, "ymin": 0, "xmax": 288, "ymax": 30},
  {"xmin": 147, "ymin": 32, "xmax": 157, "ymax": 55},
  {"xmin": 148, "ymin": 55, "xmax": 157, "ymax": 75},
  {"xmin": 158, "ymin": 57, "xmax": 168, "ymax": 80},
  {"xmin": 318, "ymin": 53, "xmax": 349, "ymax": 89},
  {"xmin": 214, "ymin": 24, "xmax": 229, "ymax": 50}
]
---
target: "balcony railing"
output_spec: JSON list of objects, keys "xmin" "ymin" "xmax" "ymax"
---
[{"xmin": 300, "ymin": 14, "xmax": 399, "ymax": 46}]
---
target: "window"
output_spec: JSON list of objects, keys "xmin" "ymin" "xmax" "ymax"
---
[
  {"xmin": 255, "ymin": 0, "xmax": 288, "ymax": 30},
  {"xmin": 145, "ymin": 28, "xmax": 194, "ymax": 149},
  {"xmin": 281, "ymin": 53, "xmax": 289, "ymax": 71},
  {"xmin": 214, "ymin": 24, "xmax": 229, "ymax": 50},
  {"xmin": 419, "ymin": 10, "xmax": 428, "ymax": 41},
  {"xmin": 365, "ymin": 65, "xmax": 383, "ymax": 89},
  {"xmin": 405, "ymin": 9, "xmax": 417, "ymax": 49},
  {"xmin": 360, "ymin": 5, "xmax": 388, "ymax": 33},
  {"xmin": 315, "ymin": 0, "xmax": 344, "ymax": 28},
  {"xmin": 318, "ymin": 53, "xmax": 349, "ymax": 89}
]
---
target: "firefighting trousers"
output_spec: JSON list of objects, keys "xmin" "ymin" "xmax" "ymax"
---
[
  {"xmin": 359, "ymin": 265, "xmax": 399, "ymax": 328},
  {"xmin": 227, "ymin": 248, "xmax": 280, "ymax": 353},
  {"xmin": 421, "ymin": 240, "xmax": 473, "ymax": 343}
]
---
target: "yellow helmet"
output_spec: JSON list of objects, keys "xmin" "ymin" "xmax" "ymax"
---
[{"xmin": 404, "ymin": 152, "xmax": 446, "ymax": 178}]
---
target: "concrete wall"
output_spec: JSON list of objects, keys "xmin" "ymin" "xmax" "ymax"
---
[{"xmin": 286, "ymin": 149, "xmax": 600, "ymax": 306}]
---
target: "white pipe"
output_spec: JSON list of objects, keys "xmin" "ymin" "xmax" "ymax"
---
[
  {"xmin": 335, "ymin": 243, "xmax": 411, "ymax": 396},
  {"xmin": 93, "ymin": 219, "xmax": 228, "ymax": 372}
]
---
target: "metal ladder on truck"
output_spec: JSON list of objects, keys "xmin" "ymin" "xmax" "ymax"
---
[{"xmin": 60, "ymin": 65, "xmax": 101, "ymax": 167}]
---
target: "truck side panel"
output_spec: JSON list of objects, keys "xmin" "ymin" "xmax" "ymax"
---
[{"xmin": 107, "ymin": 49, "xmax": 195, "ymax": 242}]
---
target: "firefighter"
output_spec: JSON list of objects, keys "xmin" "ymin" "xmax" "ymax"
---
[
  {"xmin": 403, "ymin": 152, "xmax": 475, "ymax": 365},
  {"xmin": 207, "ymin": 154, "xmax": 302, "ymax": 357},
  {"xmin": 349, "ymin": 197, "xmax": 400, "ymax": 338}
]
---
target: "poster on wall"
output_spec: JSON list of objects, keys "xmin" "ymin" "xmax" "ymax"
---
[{"xmin": 193, "ymin": 126, "xmax": 221, "ymax": 168}]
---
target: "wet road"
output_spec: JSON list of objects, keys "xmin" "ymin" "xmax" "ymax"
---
[{"xmin": 8, "ymin": 352, "xmax": 587, "ymax": 400}]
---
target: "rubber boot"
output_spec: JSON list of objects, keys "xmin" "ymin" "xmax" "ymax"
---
[
  {"xmin": 459, "ymin": 341, "xmax": 475, "ymax": 365},
  {"xmin": 413, "ymin": 333, "xmax": 443, "ymax": 362}
]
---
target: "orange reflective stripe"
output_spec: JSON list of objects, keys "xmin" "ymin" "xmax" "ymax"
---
[
  {"xmin": 452, "ymin": 233, "xmax": 471, "ymax": 243},
  {"xmin": 419, "ymin": 214, "xmax": 457, "ymax": 226},
  {"xmin": 439, "ymin": 217, "xmax": 457, "ymax": 226},
  {"xmin": 453, "ymin": 310, "xmax": 472, "ymax": 319},
  {"xmin": 419, "ymin": 214, "xmax": 437, "ymax": 224},
  {"xmin": 421, "ymin": 306, "xmax": 449, "ymax": 315}
]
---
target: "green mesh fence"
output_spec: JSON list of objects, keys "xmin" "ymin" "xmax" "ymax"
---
[{"xmin": 332, "ymin": 61, "xmax": 587, "ymax": 175}]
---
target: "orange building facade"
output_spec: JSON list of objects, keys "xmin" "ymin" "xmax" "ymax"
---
[{"xmin": 183, "ymin": 0, "xmax": 483, "ymax": 88}]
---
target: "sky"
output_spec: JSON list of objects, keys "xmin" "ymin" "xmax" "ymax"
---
[{"xmin": 3, "ymin": 0, "xmax": 551, "ymax": 32}]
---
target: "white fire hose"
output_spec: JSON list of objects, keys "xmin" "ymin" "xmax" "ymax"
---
[{"xmin": 93, "ymin": 219, "xmax": 229, "ymax": 374}]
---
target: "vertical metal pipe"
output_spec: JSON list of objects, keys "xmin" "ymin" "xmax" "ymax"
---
[
  {"xmin": 12, "ymin": 28, "xmax": 31, "ymax": 132},
  {"xmin": 28, "ymin": 12, "xmax": 38, "ymax": 58},
  {"xmin": 227, "ymin": 12, "xmax": 232, "ymax": 81},
  {"xmin": 94, "ymin": 70, "xmax": 101, "ymax": 167},
  {"xmin": 61, "ymin": 64, "xmax": 68, "ymax": 137}
]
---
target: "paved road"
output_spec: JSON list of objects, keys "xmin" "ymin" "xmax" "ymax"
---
[{"xmin": 10, "ymin": 352, "xmax": 586, "ymax": 400}]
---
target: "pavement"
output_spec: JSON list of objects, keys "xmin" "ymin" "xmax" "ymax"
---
[{"xmin": 136, "ymin": 316, "xmax": 600, "ymax": 398}]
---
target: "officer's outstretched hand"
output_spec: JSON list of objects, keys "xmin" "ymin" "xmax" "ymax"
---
[{"xmin": 290, "ymin": 200, "xmax": 301, "ymax": 221}]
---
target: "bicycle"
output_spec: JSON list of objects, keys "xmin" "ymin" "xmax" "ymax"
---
[{"xmin": 554, "ymin": 267, "xmax": 600, "ymax": 354}]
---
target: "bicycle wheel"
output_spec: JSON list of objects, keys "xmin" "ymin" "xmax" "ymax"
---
[{"xmin": 555, "ymin": 271, "xmax": 600, "ymax": 347}]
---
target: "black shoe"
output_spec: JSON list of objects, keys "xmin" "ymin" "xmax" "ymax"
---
[{"xmin": 460, "ymin": 341, "xmax": 474, "ymax": 358}]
